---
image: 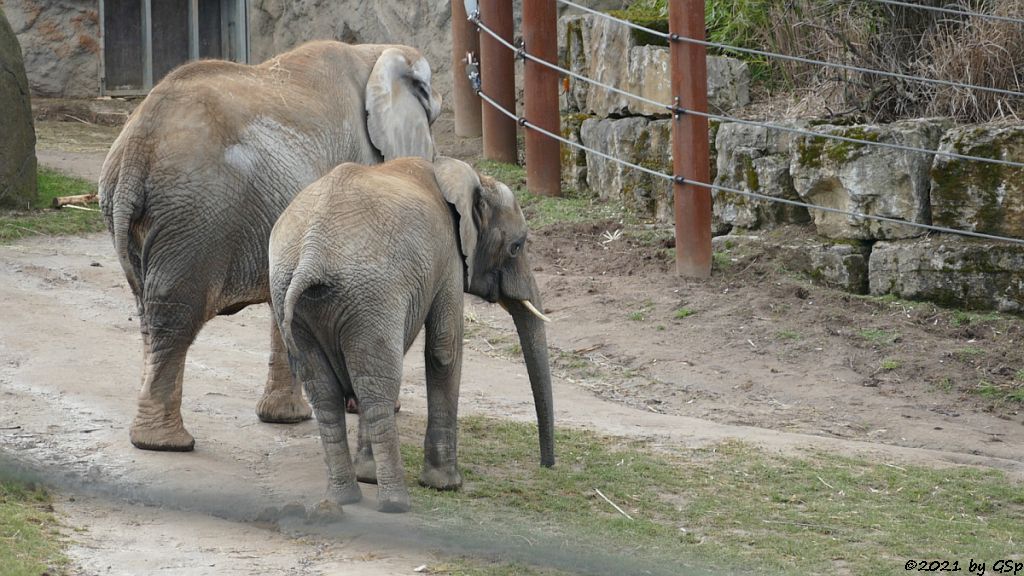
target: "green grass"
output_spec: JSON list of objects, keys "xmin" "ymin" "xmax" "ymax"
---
[
  {"xmin": 858, "ymin": 328, "xmax": 900, "ymax": 346},
  {"xmin": 0, "ymin": 168, "xmax": 104, "ymax": 243},
  {"xmin": 971, "ymin": 381, "xmax": 1024, "ymax": 405},
  {"xmin": 673, "ymin": 307, "xmax": 696, "ymax": 319},
  {"xmin": 0, "ymin": 478, "xmax": 65, "ymax": 576},
  {"xmin": 402, "ymin": 417, "xmax": 1024, "ymax": 576},
  {"xmin": 776, "ymin": 330, "xmax": 801, "ymax": 341},
  {"xmin": 880, "ymin": 358, "xmax": 901, "ymax": 371},
  {"xmin": 474, "ymin": 160, "xmax": 620, "ymax": 228}
]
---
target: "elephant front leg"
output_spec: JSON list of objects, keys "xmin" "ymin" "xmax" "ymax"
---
[
  {"xmin": 419, "ymin": 297, "xmax": 464, "ymax": 491},
  {"xmin": 130, "ymin": 306, "xmax": 198, "ymax": 451},
  {"xmin": 256, "ymin": 309, "xmax": 313, "ymax": 424}
]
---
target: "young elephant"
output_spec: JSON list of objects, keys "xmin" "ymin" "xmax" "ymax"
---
[{"xmin": 269, "ymin": 157, "xmax": 554, "ymax": 512}]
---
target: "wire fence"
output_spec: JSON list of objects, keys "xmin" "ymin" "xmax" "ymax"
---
[
  {"xmin": 557, "ymin": 0, "xmax": 1024, "ymax": 100},
  {"xmin": 464, "ymin": 1, "xmax": 1024, "ymax": 247}
]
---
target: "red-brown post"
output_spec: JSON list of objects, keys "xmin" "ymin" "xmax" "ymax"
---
[
  {"xmin": 670, "ymin": 0, "xmax": 712, "ymax": 278},
  {"xmin": 522, "ymin": 0, "xmax": 562, "ymax": 196},
  {"xmin": 479, "ymin": 0, "xmax": 518, "ymax": 163},
  {"xmin": 452, "ymin": 0, "xmax": 482, "ymax": 137}
]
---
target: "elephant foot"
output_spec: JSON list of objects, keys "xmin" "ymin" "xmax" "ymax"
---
[
  {"xmin": 355, "ymin": 453, "xmax": 377, "ymax": 484},
  {"xmin": 256, "ymin": 389, "xmax": 312, "ymax": 424},
  {"xmin": 308, "ymin": 499, "xmax": 345, "ymax": 524},
  {"xmin": 376, "ymin": 488, "xmax": 411, "ymax": 513},
  {"xmin": 129, "ymin": 416, "xmax": 195, "ymax": 452},
  {"xmin": 328, "ymin": 481, "xmax": 363, "ymax": 505},
  {"xmin": 419, "ymin": 464, "xmax": 463, "ymax": 491}
]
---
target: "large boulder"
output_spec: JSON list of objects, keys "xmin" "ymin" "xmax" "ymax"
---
[
  {"xmin": 870, "ymin": 236, "xmax": 1024, "ymax": 312},
  {"xmin": 560, "ymin": 14, "xmax": 749, "ymax": 117},
  {"xmin": 930, "ymin": 124, "xmax": 1024, "ymax": 240},
  {"xmin": 714, "ymin": 233, "xmax": 870, "ymax": 294},
  {"xmin": 0, "ymin": 10, "xmax": 37, "ymax": 208},
  {"xmin": 713, "ymin": 121, "xmax": 810, "ymax": 232},
  {"xmin": 790, "ymin": 119, "xmax": 951, "ymax": 240}
]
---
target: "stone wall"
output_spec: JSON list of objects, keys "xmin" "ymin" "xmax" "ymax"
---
[
  {"xmin": 2, "ymin": 0, "xmax": 100, "ymax": 97},
  {"xmin": 559, "ymin": 13, "xmax": 750, "ymax": 221},
  {"xmin": 712, "ymin": 119, "xmax": 1024, "ymax": 310}
]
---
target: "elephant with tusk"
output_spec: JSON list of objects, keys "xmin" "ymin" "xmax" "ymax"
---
[
  {"xmin": 269, "ymin": 156, "xmax": 555, "ymax": 513},
  {"xmin": 98, "ymin": 41, "xmax": 441, "ymax": 452}
]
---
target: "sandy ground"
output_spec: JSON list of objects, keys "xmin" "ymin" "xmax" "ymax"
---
[{"xmin": 1, "ymin": 117, "xmax": 1021, "ymax": 574}]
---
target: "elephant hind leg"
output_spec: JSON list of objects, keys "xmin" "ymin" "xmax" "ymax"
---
[
  {"xmin": 130, "ymin": 300, "xmax": 203, "ymax": 451},
  {"xmin": 290, "ymin": 317, "xmax": 361, "ymax": 506},
  {"xmin": 257, "ymin": 306, "xmax": 313, "ymax": 424}
]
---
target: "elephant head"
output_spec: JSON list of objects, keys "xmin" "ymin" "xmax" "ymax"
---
[
  {"xmin": 434, "ymin": 158, "xmax": 555, "ymax": 468},
  {"xmin": 364, "ymin": 47, "xmax": 443, "ymax": 162}
]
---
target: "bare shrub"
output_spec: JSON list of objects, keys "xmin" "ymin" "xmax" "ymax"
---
[{"xmin": 752, "ymin": 0, "xmax": 1024, "ymax": 123}]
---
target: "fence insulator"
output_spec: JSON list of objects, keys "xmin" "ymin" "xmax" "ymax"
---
[
  {"xmin": 479, "ymin": 0, "xmax": 518, "ymax": 164},
  {"xmin": 452, "ymin": 1, "xmax": 483, "ymax": 137},
  {"xmin": 522, "ymin": 0, "xmax": 562, "ymax": 197},
  {"xmin": 670, "ymin": 0, "xmax": 712, "ymax": 278}
]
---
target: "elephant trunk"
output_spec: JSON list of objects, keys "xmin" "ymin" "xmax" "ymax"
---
[{"xmin": 504, "ymin": 286, "xmax": 555, "ymax": 468}]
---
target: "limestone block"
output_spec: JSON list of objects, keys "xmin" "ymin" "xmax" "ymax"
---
[
  {"xmin": 790, "ymin": 119, "xmax": 951, "ymax": 240},
  {"xmin": 559, "ymin": 14, "xmax": 750, "ymax": 117},
  {"xmin": 579, "ymin": 116, "xmax": 673, "ymax": 220},
  {"xmin": 713, "ymin": 122, "xmax": 810, "ymax": 231},
  {"xmin": 0, "ymin": 10, "xmax": 37, "ymax": 208},
  {"xmin": 930, "ymin": 124, "xmax": 1024, "ymax": 240},
  {"xmin": 870, "ymin": 236, "xmax": 1024, "ymax": 312}
]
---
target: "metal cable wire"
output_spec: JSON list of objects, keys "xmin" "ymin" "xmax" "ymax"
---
[
  {"xmin": 555, "ymin": 0, "xmax": 1024, "ymax": 99},
  {"xmin": 475, "ymin": 87, "xmax": 1024, "ymax": 247},
  {"xmin": 866, "ymin": 0, "xmax": 1024, "ymax": 26},
  {"xmin": 471, "ymin": 11, "xmax": 1024, "ymax": 171}
]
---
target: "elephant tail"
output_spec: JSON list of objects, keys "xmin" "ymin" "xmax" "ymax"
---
[
  {"xmin": 99, "ymin": 135, "xmax": 148, "ymax": 301},
  {"xmin": 278, "ymin": 258, "xmax": 320, "ymax": 353}
]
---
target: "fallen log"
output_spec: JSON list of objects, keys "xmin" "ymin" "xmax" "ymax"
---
[{"xmin": 52, "ymin": 194, "xmax": 98, "ymax": 209}]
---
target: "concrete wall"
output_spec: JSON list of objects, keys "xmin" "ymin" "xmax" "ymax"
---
[{"xmin": 1, "ymin": 0, "xmax": 101, "ymax": 97}]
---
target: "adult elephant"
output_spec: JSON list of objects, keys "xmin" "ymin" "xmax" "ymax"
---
[
  {"xmin": 99, "ymin": 41, "xmax": 441, "ymax": 452},
  {"xmin": 269, "ymin": 157, "xmax": 554, "ymax": 512}
]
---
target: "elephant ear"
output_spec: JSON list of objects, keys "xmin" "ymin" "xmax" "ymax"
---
[
  {"xmin": 434, "ymin": 157, "xmax": 481, "ymax": 290},
  {"xmin": 365, "ymin": 48, "xmax": 441, "ymax": 161}
]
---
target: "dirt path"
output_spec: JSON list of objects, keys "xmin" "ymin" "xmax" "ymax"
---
[{"xmin": 2, "ymin": 116, "xmax": 1021, "ymax": 574}]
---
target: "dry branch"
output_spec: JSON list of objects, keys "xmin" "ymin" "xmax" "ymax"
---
[{"xmin": 52, "ymin": 194, "xmax": 98, "ymax": 209}]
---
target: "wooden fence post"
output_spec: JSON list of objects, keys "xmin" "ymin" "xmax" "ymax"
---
[
  {"xmin": 479, "ymin": 0, "xmax": 518, "ymax": 163},
  {"xmin": 670, "ymin": 0, "xmax": 712, "ymax": 278},
  {"xmin": 452, "ymin": 0, "xmax": 482, "ymax": 137},
  {"xmin": 522, "ymin": 0, "xmax": 562, "ymax": 196}
]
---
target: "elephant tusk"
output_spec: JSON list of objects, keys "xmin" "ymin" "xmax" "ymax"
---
[{"xmin": 521, "ymin": 300, "xmax": 552, "ymax": 323}]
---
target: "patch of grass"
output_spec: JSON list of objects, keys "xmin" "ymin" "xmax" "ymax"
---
[
  {"xmin": 673, "ymin": 307, "xmax": 696, "ymax": 320},
  {"xmin": 711, "ymin": 251, "xmax": 733, "ymax": 270},
  {"xmin": 971, "ymin": 381, "xmax": 1024, "ymax": 404},
  {"xmin": 776, "ymin": 330, "xmax": 801, "ymax": 341},
  {"xmin": 858, "ymin": 328, "xmax": 900, "ymax": 346},
  {"xmin": 953, "ymin": 346, "xmax": 987, "ymax": 364},
  {"xmin": 0, "ymin": 168, "xmax": 104, "ymax": 243},
  {"xmin": 474, "ymin": 160, "xmax": 619, "ymax": 228},
  {"xmin": 401, "ymin": 417, "xmax": 1024, "ymax": 575},
  {"xmin": 880, "ymin": 358, "xmax": 901, "ymax": 371},
  {"xmin": 628, "ymin": 311, "xmax": 646, "ymax": 322},
  {"xmin": 0, "ymin": 479, "xmax": 65, "ymax": 576},
  {"xmin": 951, "ymin": 310, "xmax": 1002, "ymax": 326}
]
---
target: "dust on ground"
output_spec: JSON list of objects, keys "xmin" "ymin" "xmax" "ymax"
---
[{"xmin": 1, "ymin": 109, "xmax": 1021, "ymax": 575}]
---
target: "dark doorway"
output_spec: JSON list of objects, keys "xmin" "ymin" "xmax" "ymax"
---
[{"xmin": 101, "ymin": 0, "xmax": 249, "ymax": 95}]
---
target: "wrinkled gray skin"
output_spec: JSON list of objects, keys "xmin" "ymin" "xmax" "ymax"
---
[
  {"xmin": 269, "ymin": 157, "xmax": 555, "ymax": 513},
  {"xmin": 98, "ymin": 41, "xmax": 441, "ymax": 452}
]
